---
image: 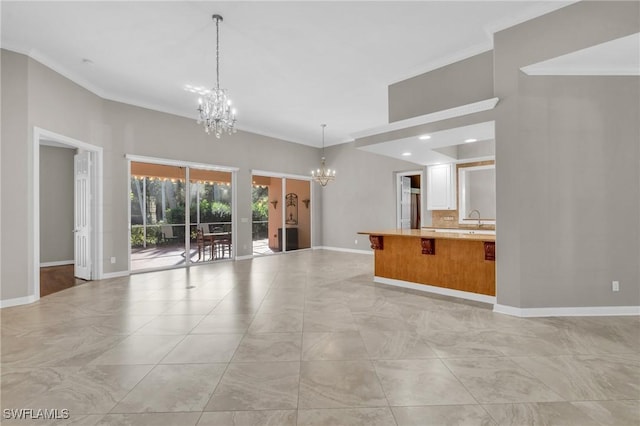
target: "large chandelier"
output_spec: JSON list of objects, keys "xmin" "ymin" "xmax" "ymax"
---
[
  {"xmin": 197, "ymin": 14, "xmax": 237, "ymax": 138},
  {"xmin": 311, "ymin": 124, "xmax": 336, "ymax": 186}
]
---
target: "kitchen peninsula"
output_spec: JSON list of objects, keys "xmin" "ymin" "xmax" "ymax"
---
[{"xmin": 358, "ymin": 229, "xmax": 496, "ymax": 303}]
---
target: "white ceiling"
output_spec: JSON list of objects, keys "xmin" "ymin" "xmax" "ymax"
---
[{"xmin": 1, "ymin": 1, "xmax": 573, "ymax": 147}]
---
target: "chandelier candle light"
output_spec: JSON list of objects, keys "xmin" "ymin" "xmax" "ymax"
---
[
  {"xmin": 311, "ymin": 124, "xmax": 336, "ymax": 187},
  {"xmin": 197, "ymin": 14, "xmax": 237, "ymax": 137}
]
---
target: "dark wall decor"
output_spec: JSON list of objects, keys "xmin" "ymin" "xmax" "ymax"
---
[{"xmin": 285, "ymin": 193, "xmax": 298, "ymax": 225}]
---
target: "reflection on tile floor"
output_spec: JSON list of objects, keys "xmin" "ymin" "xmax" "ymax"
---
[
  {"xmin": 2, "ymin": 250, "xmax": 639, "ymax": 425},
  {"xmin": 131, "ymin": 241, "xmax": 236, "ymax": 271}
]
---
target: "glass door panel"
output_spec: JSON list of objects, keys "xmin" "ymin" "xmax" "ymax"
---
[
  {"xmin": 252, "ymin": 175, "xmax": 282, "ymax": 256},
  {"xmin": 190, "ymin": 168, "xmax": 233, "ymax": 262},
  {"xmin": 284, "ymin": 178, "xmax": 311, "ymax": 250},
  {"xmin": 130, "ymin": 162, "xmax": 186, "ymax": 270}
]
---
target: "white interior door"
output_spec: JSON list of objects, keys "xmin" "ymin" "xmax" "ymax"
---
[
  {"xmin": 74, "ymin": 150, "xmax": 92, "ymax": 280},
  {"xmin": 400, "ymin": 176, "xmax": 411, "ymax": 229}
]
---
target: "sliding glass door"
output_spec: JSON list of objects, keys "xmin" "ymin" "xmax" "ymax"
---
[
  {"xmin": 130, "ymin": 160, "xmax": 234, "ymax": 271},
  {"xmin": 252, "ymin": 173, "xmax": 311, "ymax": 256}
]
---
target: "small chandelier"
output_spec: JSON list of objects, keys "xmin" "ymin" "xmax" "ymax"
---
[
  {"xmin": 197, "ymin": 14, "xmax": 237, "ymax": 138},
  {"xmin": 311, "ymin": 124, "xmax": 336, "ymax": 187}
]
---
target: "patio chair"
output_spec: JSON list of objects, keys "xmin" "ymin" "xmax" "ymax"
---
[
  {"xmin": 160, "ymin": 225, "xmax": 179, "ymax": 245},
  {"xmin": 196, "ymin": 228, "xmax": 213, "ymax": 261},
  {"xmin": 209, "ymin": 226, "xmax": 231, "ymax": 259}
]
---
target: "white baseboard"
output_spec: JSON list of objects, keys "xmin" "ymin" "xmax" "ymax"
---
[
  {"xmin": 40, "ymin": 260, "xmax": 74, "ymax": 267},
  {"xmin": 235, "ymin": 255, "xmax": 253, "ymax": 261},
  {"xmin": 494, "ymin": 304, "xmax": 640, "ymax": 317},
  {"xmin": 101, "ymin": 271, "xmax": 130, "ymax": 279},
  {"xmin": 374, "ymin": 276, "xmax": 496, "ymax": 305},
  {"xmin": 313, "ymin": 246, "xmax": 373, "ymax": 255},
  {"xmin": 1, "ymin": 295, "xmax": 38, "ymax": 308}
]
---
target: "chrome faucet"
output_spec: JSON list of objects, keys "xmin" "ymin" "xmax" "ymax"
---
[{"xmin": 468, "ymin": 209, "xmax": 481, "ymax": 228}]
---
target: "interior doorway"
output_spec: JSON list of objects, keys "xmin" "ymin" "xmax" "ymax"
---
[
  {"xmin": 396, "ymin": 170, "xmax": 423, "ymax": 229},
  {"xmin": 33, "ymin": 128, "xmax": 103, "ymax": 300}
]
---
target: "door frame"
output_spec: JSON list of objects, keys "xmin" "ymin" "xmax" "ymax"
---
[
  {"xmin": 32, "ymin": 127, "xmax": 104, "ymax": 300},
  {"xmin": 251, "ymin": 169, "xmax": 314, "ymax": 256},
  {"xmin": 395, "ymin": 170, "xmax": 424, "ymax": 229}
]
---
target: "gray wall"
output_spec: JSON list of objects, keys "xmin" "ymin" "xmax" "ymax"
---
[
  {"xmin": 494, "ymin": 1, "xmax": 640, "ymax": 308},
  {"xmin": 320, "ymin": 142, "xmax": 419, "ymax": 251},
  {"xmin": 1, "ymin": 51, "xmax": 29, "ymax": 300},
  {"xmin": 388, "ymin": 51, "xmax": 493, "ymax": 122},
  {"xmin": 39, "ymin": 145, "xmax": 75, "ymax": 263}
]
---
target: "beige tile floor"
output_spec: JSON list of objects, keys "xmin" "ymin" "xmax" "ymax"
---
[{"xmin": 1, "ymin": 250, "xmax": 639, "ymax": 425}]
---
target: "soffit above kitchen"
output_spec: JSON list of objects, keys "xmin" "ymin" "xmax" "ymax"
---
[{"xmin": 358, "ymin": 120, "xmax": 495, "ymax": 166}]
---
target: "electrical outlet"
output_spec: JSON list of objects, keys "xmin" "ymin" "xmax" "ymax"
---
[
  {"xmin": 612, "ymin": 281, "xmax": 620, "ymax": 292},
  {"xmin": 110, "ymin": 257, "xmax": 116, "ymax": 264},
  {"xmin": 355, "ymin": 239, "xmax": 358, "ymax": 244}
]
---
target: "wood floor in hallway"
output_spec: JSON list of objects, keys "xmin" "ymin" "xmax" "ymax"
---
[{"xmin": 40, "ymin": 264, "xmax": 86, "ymax": 297}]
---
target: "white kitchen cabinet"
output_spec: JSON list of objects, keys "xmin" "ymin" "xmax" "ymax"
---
[{"xmin": 426, "ymin": 163, "xmax": 457, "ymax": 210}]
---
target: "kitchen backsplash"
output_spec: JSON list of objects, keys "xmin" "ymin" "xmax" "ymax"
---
[{"xmin": 430, "ymin": 210, "xmax": 495, "ymax": 230}]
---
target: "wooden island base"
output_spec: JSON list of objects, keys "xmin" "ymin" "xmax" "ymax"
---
[{"xmin": 360, "ymin": 230, "xmax": 496, "ymax": 304}]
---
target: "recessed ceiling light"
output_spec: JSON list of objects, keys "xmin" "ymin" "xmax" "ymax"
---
[
  {"xmin": 464, "ymin": 138, "xmax": 477, "ymax": 143},
  {"xmin": 419, "ymin": 135, "xmax": 431, "ymax": 140},
  {"xmin": 402, "ymin": 152, "xmax": 412, "ymax": 156}
]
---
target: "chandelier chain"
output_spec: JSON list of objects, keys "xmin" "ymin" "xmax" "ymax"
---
[{"xmin": 215, "ymin": 15, "xmax": 220, "ymax": 89}]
